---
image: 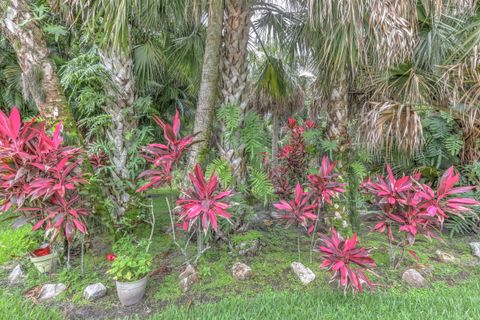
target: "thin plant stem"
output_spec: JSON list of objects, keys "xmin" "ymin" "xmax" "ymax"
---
[
  {"xmin": 166, "ymin": 197, "xmax": 193, "ymax": 262},
  {"xmin": 81, "ymin": 237, "xmax": 85, "ymax": 275},
  {"xmin": 395, "ymin": 244, "xmax": 406, "ymax": 270},
  {"xmin": 197, "ymin": 220, "xmax": 203, "ymax": 257},
  {"xmin": 137, "ymin": 199, "xmax": 156, "ymax": 253},
  {"xmin": 297, "ymin": 233, "xmax": 301, "ymax": 262},
  {"xmin": 67, "ymin": 241, "xmax": 71, "ymax": 269},
  {"xmin": 146, "ymin": 199, "xmax": 155, "ymax": 254},
  {"xmin": 309, "ymin": 205, "xmax": 322, "ymax": 263}
]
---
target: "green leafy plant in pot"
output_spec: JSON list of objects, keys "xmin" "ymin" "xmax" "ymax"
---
[{"xmin": 106, "ymin": 239, "xmax": 152, "ymax": 306}]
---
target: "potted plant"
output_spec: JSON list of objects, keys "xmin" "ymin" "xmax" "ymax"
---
[
  {"xmin": 28, "ymin": 232, "xmax": 55, "ymax": 273},
  {"xmin": 106, "ymin": 239, "xmax": 152, "ymax": 306}
]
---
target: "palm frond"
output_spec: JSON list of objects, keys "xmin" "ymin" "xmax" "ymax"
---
[{"xmin": 360, "ymin": 101, "xmax": 424, "ymax": 155}]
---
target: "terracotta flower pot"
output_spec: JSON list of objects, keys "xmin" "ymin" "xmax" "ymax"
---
[{"xmin": 115, "ymin": 276, "xmax": 148, "ymax": 306}]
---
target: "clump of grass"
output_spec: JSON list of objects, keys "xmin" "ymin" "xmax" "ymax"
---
[
  {"xmin": 231, "ymin": 230, "xmax": 264, "ymax": 246},
  {"xmin": 0, "ymin": 291, "xmax": 62, "ymax": 320},
  {"xmin": 0, "ymin": 225, "xmax": 35, "ymax": 264}
]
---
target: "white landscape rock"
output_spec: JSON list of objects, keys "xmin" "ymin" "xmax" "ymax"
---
[
  {"xmin": 470, "ymin": 242, "xmax": 480, "ymax": 258},
  {"xmin": 8, "ymin": 264, "xmax": 25, "ymax": 285},
  {"xmin": 232, "ymin": 262, "xmax": 252, "ymax": 280},
  {"xmin": 402, "ymin": 269, "xmax": 427, "ymax": 288},
  {"xmin": 435, "ymin": 250, "xmax": 456, "ymax": 263},
  {"xmin": 291, "ymin": 262, "xmax": 316, "ymax": 285},
  {"xmin": 179, "ymin": 264, "xmax": 196, "ymax": 280},
  {"xmin": 38, "ymin": 283, "xmax": 66, "ymax": 302},
  {"xmin": 179, "ymin": 265, "xmax": 200, "ymax": 293},
  {"xmin": 83, "ymin": 283, "xmax": 107, "ymax": 300}
]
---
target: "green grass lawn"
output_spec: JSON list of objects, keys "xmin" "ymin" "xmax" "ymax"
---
[
  {"xmin": 150, "ymin": 279, "xmax": 480, "ymax": 320},
  {"xmin": 1, "ymin": 191, "xmax": 480, "ymax": 319}
]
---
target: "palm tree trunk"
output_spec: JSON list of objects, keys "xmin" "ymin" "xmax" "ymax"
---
[
  {"xmin": 188, "ymin": 0, "xmax": 225, "ymax": 167},
  {"xmin": 0, "ymin": 0, "xmax": 79, "ymax": 141},
  {"xmin": 221, "ymin": 0, "xmax": 252, "ymax": 109},
  {"xmin": 98, "ymin": 49, "xmax": 137, "ymax": 223},
  {"xmin": 327, "ymin": 77, "xmax": 350, "ymax": 152},
  {"xmin": 218, "ymin": 0, "xmax": 252, "ymax": 184}
]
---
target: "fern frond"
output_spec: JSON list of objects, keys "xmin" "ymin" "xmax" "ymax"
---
[
  {"xmin": 206, "ymin": 158, "xmax": 234, "ymax": 188},
  {"xmin": 249, "ymin": 168, "xmax": 274, "ymax": 205}
]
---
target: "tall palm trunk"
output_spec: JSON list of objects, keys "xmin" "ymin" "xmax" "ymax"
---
[
  {"xmin": 188, "ymin": 0, "xmax": 225, "ymax": 167},
  {"xmin": 221, "ymin": 0, "xmax": 252, "ymax": 109},
  {"xmin": 0, "ymin": 0, "xmax": 79, "ymax": 140},
  {"xmin": 98, "ymin": 49, "xmax": 137, "ymax": 223},
  {"xmin": 326, "ymin": 77, "xmax": 350, "ymax": 152},
  {"xmin": 218, "ymin": 0, "xmax": 252, "ymax": 184}
]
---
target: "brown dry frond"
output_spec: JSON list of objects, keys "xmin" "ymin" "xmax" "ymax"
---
[
  {"xmin": 367, "ymin": 0, "xmax": 416, "ymax": 68},
  {"xmin": 359, "ymin": 101, "xmax": 424, "ymax": 155}
]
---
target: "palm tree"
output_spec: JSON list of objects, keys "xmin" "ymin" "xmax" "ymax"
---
[
  {"xmin": 255, "ymin": 0, "xmax": 480, "ymax": 162},
  {"xmin": 188, "ymin": 0, "xmax": 225, "ymax": 167},
  {"xmin": 357, "ymin": 1, "xmax": 480, "ymax": 159},
  {"xmin": 221, "ymin": 0, "xmax": 253, "ymax": 109},
  {"xmin": 251, "ymin": 54, "xmax": 303, "ymax": 163},
  {"xmin": 70, "ymin": 0, "xmax": 201, "ymax": 222},
  {"xmin": 215, "ymin": 0, "xmax": 254, "ymax": 184},
  {"xmin": 0, "ymin": 0, "xmax": 81, "ymax": 140},
  {"xmin": 305, "ymin": 0, "xmax": 414, "ymax": 151}
]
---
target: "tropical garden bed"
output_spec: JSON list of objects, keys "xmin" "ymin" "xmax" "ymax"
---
[
  {"xmin": 3, "ymin": 1, "xmax": 480, "ymax": 319},
  {"xmin": 1, "ymin": 199, "xmax": 480, "ymax": 319}
]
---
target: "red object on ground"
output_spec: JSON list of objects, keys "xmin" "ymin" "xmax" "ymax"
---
[{"xmin": 32, "ymin": 246, "xmax": 51, "ymax": 257}]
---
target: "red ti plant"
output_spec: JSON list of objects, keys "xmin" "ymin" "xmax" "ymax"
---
[
  {"xmin": 319, "ymin": 227, "xmax": 376, "ymax": 293},
  {"xmin": 32, "ymin": 194, "xmax": 89, "ymax": 242},
  {"xmin": 272, "ymin": 119, "xmax": 308, "ymax": 197},
  {"xmin": 273, "ymin": 183, "xmax": 318, "ymax": 234},
  {"xmin": 149, "ymin": 109, "xmax": 199, "ymax": 164},
  {"xmin": 307, "ymin": 156, "xmax": 346, "ymax": 206},
  {"xmin": 361, "ymin": 164, "xmax": 413, "ymax": 206},
  {"xmin": 0, "ymin": 107, "xmax": 89, "ymax": 244},
  {"xmin": 416, "ymin": 166, "xmax": 479, "ymax": 224},
  {"xmin": 137, "ymin": 110, "xmax": 198, "ymax": 192},
  {"xmin": 305, "ymin": 156, "xmax": 346, "ymax": 261},
  {"xmin": 88, "ymin": 151, "xmax": 107, "ymax": 168},
  {"xmin": 273, "ymin": 182, "xmax": 317, "ymax": 261},
  {"xmin": 362, "ymin": 164, "xmax": 479, "ymax": 265},
  {"xmin": 305, "ymin": 119, "xmax": 316, "ymax": 129},
  {"xmin": 176, "ymin": 164, "xmax": 234, "ymax": 259},
  {"xmin": 177, "ymin": 164, "xmax": 233, "ymax": 233}
]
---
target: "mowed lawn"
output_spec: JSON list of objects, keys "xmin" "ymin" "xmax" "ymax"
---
[
  {"xmin": 148, "ymin": 279, "xmax": 480, "ymax": 320},
  {"xmin": 3, "ymin": 278, "xmax": 478, "ymax": 320}
]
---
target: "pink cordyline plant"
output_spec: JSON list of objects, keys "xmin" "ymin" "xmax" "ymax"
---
[
  {"xmin": 307, "ymin": 156, "xmax": 346, "ymax": 205},
  {"xmin": 0, "ymin": 107, "xmax": 89, "ymax": 243},
  {"xmin": 177, "ymin": 164, "xmax": 233, "ymax": 233},
  {"xmin": 273, "ymin": 183, "xmax": 317, "ymax": 233},
  {"xmin": 136, "ymin": 109, "xmax": 198, "ymax": 192},
  {"xmin": 362, "ymin": 164, "xmax": 479, "ymax": 264},
  {"xmin": 319, "ymin": 227, "xmax": 376, "ymax": 293}
]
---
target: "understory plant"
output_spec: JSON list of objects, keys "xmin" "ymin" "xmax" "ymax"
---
[
  {"xmin": 273, "ymin": 155, "xmax": 345, "ymax": 261},
  {"xmin": 176, "ymin": 164, "xmax": 234, "ymax": 262},
  {"xmin": 362, "ymin": 164, "xmax": 479, "ymax": 267},
  {"xmin": 106, "ymin": 238, "xmax": 152, "ymax": 282},
  {"xmin": 319, "ymin": 227, "xmax": 376, "ymax": 294},
  {"xmin": 0, "ymin": 108, "xmax": 89, "ymax": 248},
  {"xmin": 136, "ymin": 109, "xmax": 198, "ymax": 192},
  {"xmin": 273, "ymin": 183, "xmax": 317, "ymax": 260},
  {"xmin": 270, "ymin": 118, "xmax": 309, "ymax": 198}
]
